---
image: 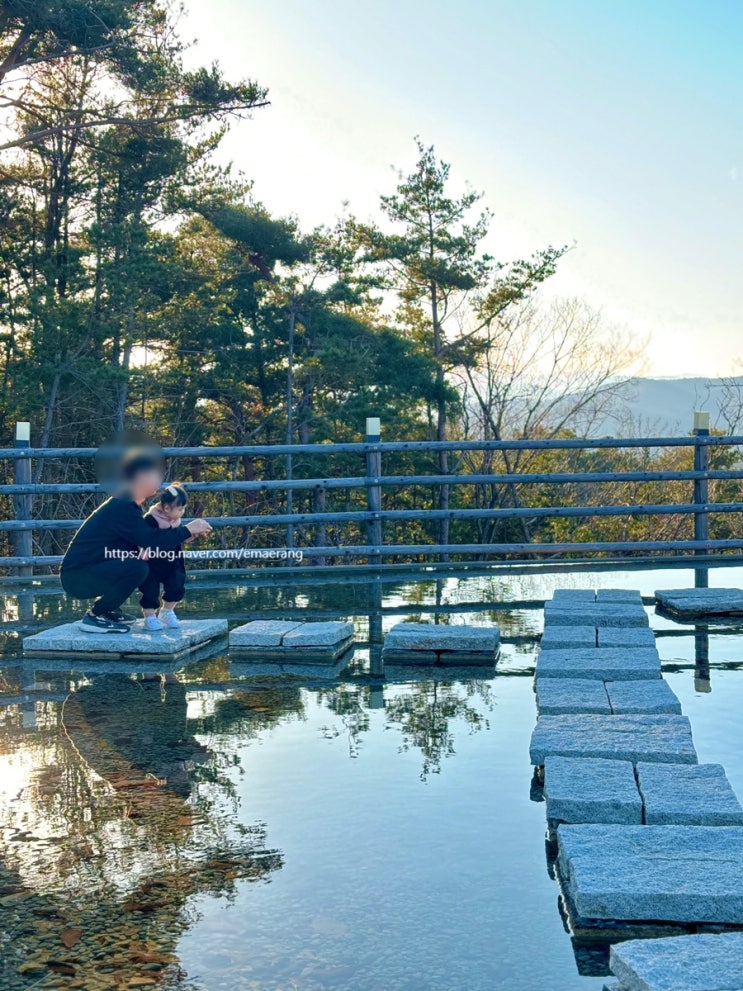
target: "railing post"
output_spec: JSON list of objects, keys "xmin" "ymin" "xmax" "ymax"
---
[
  {"xmin": 365, "ymin": 417, "xmax": 382, "ymax": 562},
  {"xmin": 692, "ymin": 411, "xmax": 710, "ymax": 589},
  {"xmin": 12, "ymin": 422, "xmax": 33, "ymax": 579}
]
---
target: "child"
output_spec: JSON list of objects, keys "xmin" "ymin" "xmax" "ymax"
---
[{"xmin": 140, "ymin": 483, "xmax": 193, "ymax": 630}]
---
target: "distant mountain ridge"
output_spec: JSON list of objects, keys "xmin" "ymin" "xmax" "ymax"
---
[{"xmin": 597, "ymin": 376, "xmax": 743, "ymax": 436}]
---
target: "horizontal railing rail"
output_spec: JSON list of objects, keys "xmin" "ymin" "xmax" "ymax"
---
[
  {"xmin": 3, "ymin": 501, "xmax": 743, "ymax": 532},
  {"xmin": 1, "ymin": 433, "xmax": 743, "ymax": 458}
]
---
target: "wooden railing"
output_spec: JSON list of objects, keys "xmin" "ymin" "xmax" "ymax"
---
[{"xmin": 1, "ymin": 415, "xmax": 740, "ymax": 583}]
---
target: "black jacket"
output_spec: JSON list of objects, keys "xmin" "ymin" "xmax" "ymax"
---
[
  {"xmin": 143, "ymin": 510, "xmax": 187, "ymax": 573},
  {"xmin": 61, "ymin": 494, "xmax": 191, "ymax": 571}
]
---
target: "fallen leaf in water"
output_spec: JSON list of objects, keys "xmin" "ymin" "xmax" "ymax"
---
[
  {"xmin": 48, "ymin": 961, "xmax": 76, "ymax": 975},
  {"xmin": 60, "ymin": 927, "xmax": 82, "ymax": 947}
]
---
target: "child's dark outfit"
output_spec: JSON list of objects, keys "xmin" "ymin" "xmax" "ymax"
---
[{"xmin": 139, "ymin": 506, "xmax": 187, "ymax": 610}]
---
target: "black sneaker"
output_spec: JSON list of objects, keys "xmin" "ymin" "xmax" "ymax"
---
[
  {"xmin": 80, "ymin": 612, "xmax": 129, "ymax": 634},
  {"xmin": 103, "ymin": 609, "xmax": 136, "ymax": 625}
]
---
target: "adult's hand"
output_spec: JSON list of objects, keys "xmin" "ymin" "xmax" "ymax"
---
[{"xmin": 185, "ymin": 518, "xmax": 212, "ymax": 536}]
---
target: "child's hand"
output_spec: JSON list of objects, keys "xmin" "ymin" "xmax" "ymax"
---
[{"xmin": 186, "ymin": 518, "xmax": 212, "ymax": 537}]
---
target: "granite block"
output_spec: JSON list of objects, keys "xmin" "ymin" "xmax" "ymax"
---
[
  {"xmin": 529, "ymin": 714, "xmax": 697, "ymax": 766},
  {"xmin": 558, "ymin": 824, "xmax": 743, "ymax": 923},
  {"xmin": 609, "ymin": 932, "xmax": 743, "ymax": 991},
  {"xmin": 540, "ymin": 626, "xmax": 597, "ymax": 650},
  {"xmin": 23, "ymin": 619, "xmax": 227, "ymax": 657},
  {"xmin": 282, "ymin": 621, "xmax": 355, "ymax": 647},
  {"xmin": 536, "ymin": 679, "xmax": 612, "ymax": 715},
  {"xmin": 383, "ymin": 622, "xmax": 499, "ymax": 653},
  {"xmin": 228, "ymin": 620, "xmax": 304, "ymax": 647},
  {"xmin": 535, "ymin": 648, "xmax": 661, "ymax": 682},
  {"xmin": 637, "ymin": 762, "xmax": 743, "ymax": 826},
  {"xmin": 543, "ymin": 602, "xmax": 649, "ymax": 628},
  {"xmin": 544, "ymin": 756, "xmax": 642, "ymax": 824},
  {"xmin": 596, "ymin": 589, "xmax": 643, "ymax": 605},
  {"xmin": 655, "ymin": 588, "xmax": 743, "ymax": 620},
  {"xmin": 605, "ymin": 680, "xmax": 682, "ymax": 715},
  {"xmin": 599, "ymin": 627, "xmax": 656, "ymax": 649}
]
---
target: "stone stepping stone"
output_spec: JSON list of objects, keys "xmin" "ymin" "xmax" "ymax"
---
[
  {"xmin": 558, "ymin": 824, "xmax": 743, "ymax": 924},
  {"xmin": 535, "ymin": 647, "xmax": 661, "ymax": 682},
  {"xmin": 229, "ymin": 620, "xmax": 304, "ymax": 647},
  {"xmin": 598, "ymin": 627, "xmax": 656, "ymax": 649},
  {"xmin": 552, "ymin": 589, "xmax": 597, "ymax": 603},
  {"xmin": 597, "ymin": 589, "xmax": 643, "ymax": 605},
  {"xmin": 544, "ymin": 756, "xmax": 642, "ymax": 825},
  {"xmin": 543, "ymin": 602, "xmax": 649, "ymax": 628},
  {"xmin": 637, "ymin": 763, "xmax": 743, "ymax": 825},
  {"xmin": 540, "ymin": 626, "xmax": 596, "ymax": 650},
  {"xmin": 282, "ymin": 621, "xmax": 354, "ymax": 647},
  {"xmin": 536, "ymin": 679, "xmax": 611, "ymax": 715},
  {"xmin": 605, "ymin": 680, "xmax": 682, "ymax": 715},
  {"xmin": 382, "ymin": 623, "xmax": 498, "ymax": 665},
  {"xmin": 655, "ymin": 587, "xmax": 743, "ymax": 620},
  {"xmin": 529, "ymin": 714, "xmax": 697, "ymax": 766},
  {"xmin": 229, "ymin": 620, "xmax": 354, "ymax": 661},
  {"xmin": 610, "ymin": 932, "xmax": 743, "ymax": 991},
  {"xmin": 22, "ymin": 619, "xmax": 227, "ymax": 659}
]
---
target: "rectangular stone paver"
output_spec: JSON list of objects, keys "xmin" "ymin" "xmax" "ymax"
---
[
  {"xmin": 655, "ymin": 587, "xmax": 743, "ymax": 620},
  {"xmin": 383, "ymin": 623, "xmax": 499, "ymax": 653},
  {"xmin": 605, "ymin": 680, "xmax": 682, "ymax": 715},
  {"xmin": 23, "ymin": 619, "xmax": 227, "ymax": 657},
  {"xmin": 535, "ymin": 647, "xmax": 661, "ymax": 682},
  {"xmin": 540, "ymin": 626, "xmax": 596, "ymax": 650},
  {"xmin": 610, "ymin": 932, "xmax": 743, "ymax": 991},
  {"xmin": 382, "ymin": 623, "xmax": 499, "ymax": 665},
  {"xmin": 552, "ymin": 589, "xmax": 597, "ymax": 603},
  {"xmin": 597, "ymin": 589, "xmax": 643, "ymax": 605},
  {"xmin": 536, "ymin": 679, "xmax": 611, "ymax": 715},
  {"xmin": 637, "ymin": 763, "xmax": 743, "ymax": 826},
  {"xmin": 529, "ymin": 714, "xmax": 697, "ymax": 766},
  {"xmin": 543, "ymin": 602, "xmax": 649, "ymax": 628},
  {"xmin": 229, "ymin": 620, "xmax": 304, "ymax": 647},
  {"xmin": 598, "ymin": 627, "xmax": 656, "ymax": 649},
  {"xmin": 544, "ymin": 756, "xmax": 642, "ymax": 824},
  {"xmin": 282, "ymin": 621, "xmax": 354, "ymax": 647},
  {"xmin": 558, "ymin": 824, "xmax": 743, "ymax": 923}
]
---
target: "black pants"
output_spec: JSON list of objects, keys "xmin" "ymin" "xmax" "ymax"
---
[
  {"xmin": 139, "ymin": 559, "xmax": 186, "ymax": 610},
  {"xmin": 61, "ymin": 558, "xmax": 150, "ymax": 615}
]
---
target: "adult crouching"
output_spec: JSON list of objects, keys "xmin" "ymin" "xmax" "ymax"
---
[{"xmin": 60, "ymin": 451, "xmax": 212, "ymax": 632}]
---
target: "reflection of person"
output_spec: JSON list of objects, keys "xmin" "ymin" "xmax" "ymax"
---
[
  {"xmin": 60, "ymin": 453, "xmax": 212, "ymax": 633},
  {"xmin": 140, "ymin": 483, "xmax": 190, "ymax": 631},
  {"xmin": 73, "ymin": 674, "xmax": 208, "ymax": 797}
]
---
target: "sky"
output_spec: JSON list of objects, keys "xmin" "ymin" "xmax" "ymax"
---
[{"xmin": 180, "ymin": 0, "xmax": 742, "ymax": 378}]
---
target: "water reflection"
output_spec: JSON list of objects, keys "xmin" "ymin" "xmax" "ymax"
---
[
  {"xmin": 0, "ymin": 648, "xmax": 502, "ymax": 988},
  {"xmin": 3, "ymin": 572, "xmax": 741, "ymax": 989},
  {"xmin": 0, "ymin": 668, "xmax": 284, "ymax": 989}
]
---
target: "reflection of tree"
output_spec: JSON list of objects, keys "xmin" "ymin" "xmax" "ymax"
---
[
  {"xmin": 384, "ymin": 680, "xmax": 493, "ymax": 779},
  {"xmin": 0, "ymin": 673, "xmax": 283, "ymax": 988},
  {"xmin": 316, "ymin": 684, "xmax": 372, "ymax": 758},
  {"xmin": 316, "ymin": 677, "xmax": 494, "ymax": 777}
]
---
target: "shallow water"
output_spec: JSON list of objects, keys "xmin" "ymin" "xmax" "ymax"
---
[{"xmin": 1, "ymin": 567, "xmax": 742, "ymax": 990}]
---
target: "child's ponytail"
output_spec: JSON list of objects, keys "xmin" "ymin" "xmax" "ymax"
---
[{"xmin": 160, "ymin": 482, "xmax": 188, "ymax": 508}]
